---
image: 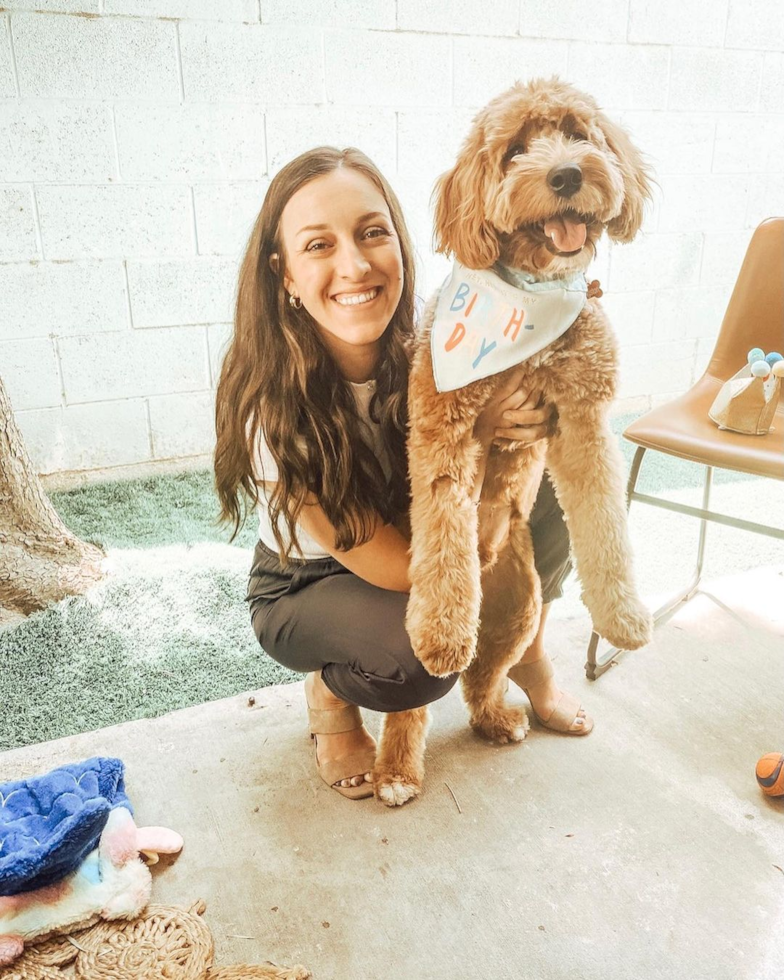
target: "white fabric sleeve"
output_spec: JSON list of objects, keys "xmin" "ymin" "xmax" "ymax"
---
[{"xmin": 251, "ymin": 426, "xmax": 279, "ymax": 485}]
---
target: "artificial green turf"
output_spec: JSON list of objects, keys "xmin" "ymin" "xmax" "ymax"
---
[
  {"xmin": 0, "ymin": 416, "xmax": 753, "ymax": 752},
  {"xmin": 49, "ymin": 470, "xmax": 258, "ymax": 552},
  {"xmin": 0, "ymin": 472, "xmax": 294, "ymax": 752}
]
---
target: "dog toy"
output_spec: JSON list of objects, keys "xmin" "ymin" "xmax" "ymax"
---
[
  {"xmin": 0, "ymin": 759, "xmax": 183, "ymax": 966},
  {"xmin": 0, "ymin": 757, "xmax": 130, "ymax": 897},
  {"xmin": 756, "ymin": 752, "xmax": 784, "ymax": 797}
]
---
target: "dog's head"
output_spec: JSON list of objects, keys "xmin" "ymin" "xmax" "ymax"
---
[{"xmin": 434, "ymin": 77, "xmax": 653, "ymax": 278}]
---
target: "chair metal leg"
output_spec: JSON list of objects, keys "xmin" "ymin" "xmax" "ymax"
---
[{"xmin": 585, "ymin": 453, "xmax": 713, "ymax": 680}]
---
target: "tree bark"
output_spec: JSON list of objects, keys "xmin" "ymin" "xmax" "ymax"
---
[{"xmin": 0, "ymin": 374, "xmax": 105, "ymax": 615}]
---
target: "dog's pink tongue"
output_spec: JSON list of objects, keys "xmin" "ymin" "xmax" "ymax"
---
[{"xmin": 544, "ymin": 215, "xmax": 587, "ymax": 252}]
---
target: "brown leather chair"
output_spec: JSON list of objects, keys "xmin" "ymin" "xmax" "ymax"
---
[{"xmin": 587, "ymin": 216, "xmax": 784, "ymax": 679}]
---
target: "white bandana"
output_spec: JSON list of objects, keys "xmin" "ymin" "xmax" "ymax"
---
[{"xmin": 430, "ymin": 262, "xmax": 588, "ymax": 393}]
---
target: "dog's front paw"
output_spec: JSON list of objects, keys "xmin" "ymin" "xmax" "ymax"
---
[
  {"xmin": 415, "ymin": 638, "xmax": 476, "ymax": 678},
  {"xmin": 407, "ymin": 613, "xmax": 476, "ymax": 676},
  {"xmin": 407, "ymin": 588, "xmax": 479, "ymax": 677},
  {"xmin": 596, "ymin": 597, "xmax": 653, "ymax": 650},
  {"xmin": 373, "ymin": 768, "xmax": 422, "ymax": 807}
]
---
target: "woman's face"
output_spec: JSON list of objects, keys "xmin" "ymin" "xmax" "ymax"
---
[{"xmin": 277, "ymin": 167, "xmax": 405, "ymax": 379}]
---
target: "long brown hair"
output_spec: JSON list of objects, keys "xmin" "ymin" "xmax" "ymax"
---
[{"xmin": 214, "ymin": 146, "xmax": 416, "ymax": 560}]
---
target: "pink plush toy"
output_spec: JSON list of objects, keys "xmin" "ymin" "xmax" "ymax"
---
[{"xmin": 0, "ymin": 806, "xmax": 183, "ymax": 966}]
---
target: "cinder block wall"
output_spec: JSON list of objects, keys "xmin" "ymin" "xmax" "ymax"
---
[{"xmin": 1, "ymin": 0, "xmax": 782, "ymax": 476}]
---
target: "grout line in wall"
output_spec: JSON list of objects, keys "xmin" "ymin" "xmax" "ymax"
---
[
  {"xmin": 449, "ymin": 36, "xmax": 454, "ymax": 106},
  {"xmin": 204, "ymin": 325, "xmax": 214, "ymax": 388},
  {"xmin": 754, "ymin": 56, "xmax": 765, "ymax": 113},
  {"xmin": 189, "ymin": 185, "xmax": 200, "ymax": 255},
  {"xmin": 625, "ymin": 0, "xmax": 631, "ymax": 44},
  {"xmin": 262, "ymin": 111, "xmax": 269, "ymax": 176},
  {"xmin": 709, "ymin": 117, "xmax": 718, "ymax": 173},
  {"xmin": 394, "ymin": 111, "xmax": 399, "ymax": 173},
  {"xmin": 53, "ymin": 336, "xmax": 68, "ymax": 408},
  {"xmin": 257, "ymin": 0, "xmax": 261, "ymax": 24},
  {"xmin": 63, "ymin": 389, "xmax": 210, "ymax": 410},
  {"xmin": 145, "ymin": 398, "xmax": 155, "ymax": 459},
  {"xmin": 122, "ymin": 260, "xmax": 134, "ymax": 330},
  {"xmin": 321, "ymin": 31, "xmax": 328, "ymax": 104},
  {"xmin": 29, "ymin": 185, "xmax": 45, "ymax": 260},
  {"xmin": 664, "ymin": 46, "xmax": 672, "ymax": 110},
  {"xmin": 174, "ymin": 21, "xmax": 185, "ymax": 103},
  {"xmin": 5, "ymin": 14, "xmax": 21, "ymax": 98},
  {"xmin": 722, "ymin": 0, "xmax": 730, "ymax": 48},
  {"xmin": 110, "ymin": 104, "xmax": 122, "ymax": 181},
  {"xmin": 695, "ymin": 232, "xmax": 707, "ymax": 286}
]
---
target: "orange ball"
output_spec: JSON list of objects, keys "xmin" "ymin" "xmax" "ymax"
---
[{"xmin": 756, "ymin": 752, "xmax": 784, "ymax": 797}]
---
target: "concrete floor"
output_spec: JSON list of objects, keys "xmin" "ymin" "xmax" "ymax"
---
[{"xmin": 2, "ymin": 563, "xmax": 782, "ymax": 980}]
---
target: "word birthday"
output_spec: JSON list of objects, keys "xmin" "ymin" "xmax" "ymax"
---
[
  {"xmin": 429, "ymin": 264, "xmax": 587, "ymax": 392},
  {"xmin": 443, "ymin": 279, "xmax": 538, "ymax": 370}
]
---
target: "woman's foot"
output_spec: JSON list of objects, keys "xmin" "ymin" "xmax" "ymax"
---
[
  {"xmin": 508, "ymin": 655, "xmax": 593, "ymax": 735},
  {"xmin": 304, "ymin": 671, "xmax": 376, "ymax": 789}
]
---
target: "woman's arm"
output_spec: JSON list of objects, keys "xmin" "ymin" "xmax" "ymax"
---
[
  {"xmin": 297, "ymin": 500, "xmax": 413, "ymax": 592},
  {"xmin": 286, "ymin": 370, "xmax": 553, "ymax": 594}
]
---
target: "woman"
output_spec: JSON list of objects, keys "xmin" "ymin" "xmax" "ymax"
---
[{"xmin": 214, "ymin": 147, "xmax": 591, "ymax": 802}]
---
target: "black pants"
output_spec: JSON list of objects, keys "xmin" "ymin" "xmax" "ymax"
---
[{"xmin": 248, "ymin": 472, "xmax": 572, "ymax": 714}]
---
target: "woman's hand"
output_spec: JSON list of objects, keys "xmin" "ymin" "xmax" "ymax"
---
[{"xmin": 473, "ymin": 366, "xmax": 555, "ymax": 450}]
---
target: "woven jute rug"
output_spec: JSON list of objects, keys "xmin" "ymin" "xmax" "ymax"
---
[{"xmin": 0, "ymin": 901, "xmax": 311, "ymax": 980}]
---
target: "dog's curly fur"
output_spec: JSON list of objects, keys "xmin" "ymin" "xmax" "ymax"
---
[{"xmin": 377, "ymin": 78, "xmax": 655, "ymax": 803}]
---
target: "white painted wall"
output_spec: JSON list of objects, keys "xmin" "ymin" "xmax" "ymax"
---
[{"xmin": 1, "ymin": 0, "xmax": 782, "ymax": 475}]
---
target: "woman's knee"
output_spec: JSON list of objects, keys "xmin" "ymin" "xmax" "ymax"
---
[{"xmin": 398, "ymin": 653, "xmax": 460, "ymax": 710}]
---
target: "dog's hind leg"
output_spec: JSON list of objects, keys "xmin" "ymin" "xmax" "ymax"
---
[
  {"xmin": 373, "ymin": 706, "xmax": 430, "ymax": 807},
  {"xmin": 462, "ymin": 515, "xmax": 542, "ymax": 743}
]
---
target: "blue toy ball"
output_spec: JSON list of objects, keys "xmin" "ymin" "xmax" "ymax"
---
[
  {"xmin": 750, "ymin": 359, "xmax": 771, "ymax": 378},
  {"xmin": 747, "ymin": 347, "xmax": 765, "ymax": 363},
  {"xmin": 765, "ymin": 351, "xmax": 783, "ymax": 366}
]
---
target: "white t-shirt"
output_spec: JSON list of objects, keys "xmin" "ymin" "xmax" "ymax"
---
[{"xmin": 253, "ymin": 379, "xmax": 392, "ymax": 560}]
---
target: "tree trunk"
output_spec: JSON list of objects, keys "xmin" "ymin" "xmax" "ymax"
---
[{"xmin": 0, "ymin": 374, "xmax": 105, "ymax": 615}]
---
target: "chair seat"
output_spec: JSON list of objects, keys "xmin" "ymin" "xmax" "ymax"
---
[{"xmin": 624, "ymin": 374, "xmax": 784, "ymax": 481}]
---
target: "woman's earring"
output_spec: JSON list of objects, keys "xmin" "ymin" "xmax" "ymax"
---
[{"xmin": 289, "ymin": 293, "xmax": 302, "ymax": 310}]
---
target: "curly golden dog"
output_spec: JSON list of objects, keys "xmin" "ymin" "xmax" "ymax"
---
[{"xmin": 373, "ymin": 78, "xmax": 655, "ymax": 805}]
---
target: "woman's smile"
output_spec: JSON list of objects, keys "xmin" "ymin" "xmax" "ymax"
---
[{"xmin": 333, "ymin": 286, "xmax": 382, "ymax": 307}]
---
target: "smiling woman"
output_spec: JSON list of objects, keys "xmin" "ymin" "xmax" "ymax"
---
[{"xmin": 212, "ymin": 146, "xmax": 581, "ymax": 806}]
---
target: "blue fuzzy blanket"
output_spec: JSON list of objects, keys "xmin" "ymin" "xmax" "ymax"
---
[{"xmin": 0, "ymin": 757, "xmax": 131, "ymax": 897}]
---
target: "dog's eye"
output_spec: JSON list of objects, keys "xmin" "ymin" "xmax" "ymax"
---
[
  {"xmin": 506, "ymin": 144, "xmax": 525, "ymax": 161},
  {"xmin": 570, "ymin": 131, "xmax": 588, "ymax": 143}
]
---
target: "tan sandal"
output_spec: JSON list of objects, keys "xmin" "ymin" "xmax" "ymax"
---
[
  {"xmin": 507, "ymin": 657, "xmax": 594, "ymax": 736},
  {"xmin": 307, "ymin": 702, "xmax": 376, "ymax": 800}
]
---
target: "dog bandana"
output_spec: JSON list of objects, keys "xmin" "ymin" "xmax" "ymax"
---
[{"xmin": 430, "ymin": 262, "xmax": 588, "ymax": 392}]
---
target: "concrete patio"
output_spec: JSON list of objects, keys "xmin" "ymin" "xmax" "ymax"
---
[{"xmin": 2, "ymin": 554, "xmax": 782, "ymax": 980}]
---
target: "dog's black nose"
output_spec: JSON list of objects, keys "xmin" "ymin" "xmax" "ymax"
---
[{"xmin": 547, "ymin": 164, "xmax": 582, "ymax": 198}]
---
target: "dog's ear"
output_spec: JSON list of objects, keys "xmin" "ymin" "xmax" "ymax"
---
[
  {"xmin": 433, "ymin": 131, "xmax": 502, "ymax": 270},
  {"xmin": 600, "ymin": 114, "xmax": 653, "ymax": 243}
]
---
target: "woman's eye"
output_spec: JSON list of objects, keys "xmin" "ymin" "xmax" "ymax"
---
[
  {"xmin": 305, "ymin": 239, "xmax": 330, "ymax": 252},
  {"xmin": 364, "ymin": 226, "xmax": 391, "ymax": 239}
]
